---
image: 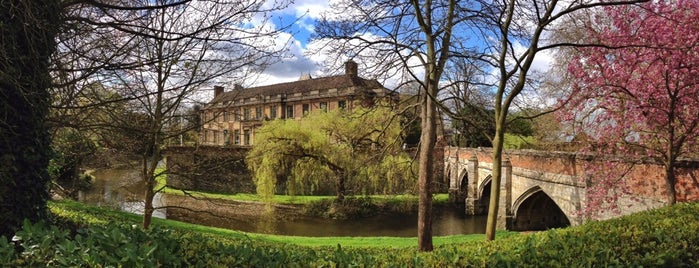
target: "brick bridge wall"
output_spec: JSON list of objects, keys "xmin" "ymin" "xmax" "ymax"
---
[{"xmin": 445, "ymin": 147, "xmax": 699, "ymax": 230}]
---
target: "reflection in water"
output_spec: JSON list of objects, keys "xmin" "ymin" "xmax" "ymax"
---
[
  {"xmin": 168, "ymin": 207, "xmax": 487, "ymax": 237},
  {"xmin": 84, "ymin": 169, "xmax": 487, "ymax": 237}
]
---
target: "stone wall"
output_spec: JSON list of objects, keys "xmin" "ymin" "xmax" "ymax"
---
[{"xmin": 164, "ymin": 146, "xmax": 254, "ymax": 194}]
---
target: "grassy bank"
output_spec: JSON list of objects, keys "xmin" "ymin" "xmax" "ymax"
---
[
  {"xmin": 3, "ymin": 200, "xmax": 698, "ymax": 266},
  {"xmin": 47, "ymin": 200, "xmax": 504, "ymax": 248}
]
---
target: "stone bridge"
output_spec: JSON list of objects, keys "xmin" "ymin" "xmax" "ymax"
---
[{"xmin": 444, "ymin": 147, "xmax": 699, "ymax": 231}]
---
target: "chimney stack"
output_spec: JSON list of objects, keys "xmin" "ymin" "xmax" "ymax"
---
[
  {"xmin": 345, "ymin": 60, "xmax": 358, "ymax": 76},
  {"xmin": 213, "ymin": 86, "xmax": 224, "ymax": 97}
]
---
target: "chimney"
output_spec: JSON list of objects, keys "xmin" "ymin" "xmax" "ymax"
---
[
  {"xmin": 213, "ymin": 86, "xmax": 224, "ymax": 97},
  {"xmin": 233, "ymin": 83, "xmax": 244, "ymax": 90},
  {"xmin": 299, "ymin": 73, "xmax": 313, "ymax": 80},
  {"xmin": 345, "ymin": 60, "xmax": 358, "ymax": 76}
]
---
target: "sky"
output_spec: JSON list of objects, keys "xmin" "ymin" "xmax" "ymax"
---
[
  {"xmin": 249, "ymin": 0, "xmax": 333, "ymax": 86},
  {"xmin": 243, "ymin": 0, "xmax": 555, "ymax": 92}
]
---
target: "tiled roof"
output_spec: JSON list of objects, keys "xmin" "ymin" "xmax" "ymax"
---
[{"xmin": 209, "ymin": 74, "xmax": 386, "ymax": 104}]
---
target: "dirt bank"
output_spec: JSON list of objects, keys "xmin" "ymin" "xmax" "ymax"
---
[{"xmin": 164, "ymin": 194, "xmax": 309, "ymax": 222}]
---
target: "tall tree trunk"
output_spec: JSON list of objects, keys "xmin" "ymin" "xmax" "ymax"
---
[
  {"xmin": 142, "ymin": 133, "xmax": 162, "ymax": 229},
  {"xmin": 0, "ymin": 0, "xmax": 60, "ymax": 238},
  {"xmin": 418, "ymin": 83, "xmax": 437, "ymax": 252},
  {"xmin": 485, "ymin": 120, "xmax": 505, "ymax": 240}
]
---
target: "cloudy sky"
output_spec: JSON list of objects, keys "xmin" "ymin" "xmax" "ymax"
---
[
  {"xmin": 246, "ymin": 0, "xmax": 555, "ymax": 91},
  {"xmin": 249, "ymin": 0, "xmax": 333, "ymax": 86}
]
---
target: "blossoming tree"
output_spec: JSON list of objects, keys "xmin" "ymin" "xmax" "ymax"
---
[{"xmin": 563, "ymin": 0, "xmax": 699, "ymax": 209}]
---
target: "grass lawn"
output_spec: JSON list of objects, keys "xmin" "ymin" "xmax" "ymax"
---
[{"xmin": 49, "ymin": 200, "xmax": 512, "ymax": 248}]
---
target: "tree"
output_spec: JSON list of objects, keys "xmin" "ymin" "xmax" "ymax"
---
[
  {"xmin": 562, "ymin": 0, "xmax": 699, "ymax": 206},
  {"xmin": 313, "ymin": 0, "xmax": 465, "ymax": 251},
  {"xmin": 0, "ymin": 0, "xmax": 61, "ymax": 238},
  {"xmin": 468, "ymin": 0, "xmax": 647, "ymax": 240},
  {"xmin": 451, "ymin": 104, "xmax": 495, "ymax": 147},
  {"xmin": 247, "ymin": 107, "xmax": 415, "ymax": 202},
  {"xmin": 52, "ymin": 0, "xmax": 290, "ymax": 229}
]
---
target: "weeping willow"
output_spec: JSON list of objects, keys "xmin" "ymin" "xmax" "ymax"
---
[{"xmin": 247, "ymin": 107, "xmax": 417, "ymax": 203}]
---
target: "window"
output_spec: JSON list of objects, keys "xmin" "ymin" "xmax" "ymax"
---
[
  {"xmin": 269, "ymin": 105, "xmax": 277, "ymax": 119},
  {"xmin": 223, "ymin": 130, "xmax": 230, "ymax": 145},
  {"xmin": 338, "ymin": 100, "xmax": 346, "ymax": 109},
  {"xmin": 244, "ymin": 108, "xmax": 251, "ymax": 120},
  {"xmin": 234, "ymin": 109, "xmax": 241, "ymax": 121},
  {"xmin": 320, "ymin": 102, "xmax": 327, "ymax": 112},
  {"xmin": 302, "ymin": 104, "xmax": 310, "ymax": 116},
  {"xmin": 255, "ymin": 106, "xmax": 262, "ymax": 120},
  {"xmin": 243, "ymin": 129, "xmax": 250, "ymax": 145},
  {"xmin": 213, "ymin": 130, "xmax": 218, "ymax": 144},
  {"xmin": 286, "ymin": 105, "xmax": 294, "ymax": 119},
  {"xmin": 224, "ymin": 111, "xmax": 230, "ymax": 122},
  {"xmin": 234, "ymin": 130, "xmax": 240, "ymax": 145}
]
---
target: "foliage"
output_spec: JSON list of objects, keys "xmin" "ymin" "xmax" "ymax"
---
[
  {"xmin": 503, "ymin": 133, "xmax": 537, "ymax": 150},
  {"xmin": 48, "ymin": 127, "xmax": 96, "ymax": 198},
  {"xmin": 0, "ymin": 0, "xmax": 61, "ymax": 239},
  {"xmin": 451, "ymin": 104, "xmax": 495, "ymax": 147},
  {"xmin": 247, "ymin": 107, "xmax": 416, "ymax": 202},
  {"xmin": 562, "ymin": 1, "xmax": 699, "ymax": 206},
  {"xmin": 2, "ymin": 200, "xmax": 698, "ymax": 266}
]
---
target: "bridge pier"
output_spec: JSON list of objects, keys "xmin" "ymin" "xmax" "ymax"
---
[
  {"xmin": 496, "ymin": 157, "xmax": 513, "ymax": 230},
  {"xmin": 464, "ymin": 155, "xmax": 482, "ymax": 215}
]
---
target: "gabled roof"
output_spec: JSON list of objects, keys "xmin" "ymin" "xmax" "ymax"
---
[{"xmin": 209, "ymin": 74, "xmax": 386, "ymax": 104}]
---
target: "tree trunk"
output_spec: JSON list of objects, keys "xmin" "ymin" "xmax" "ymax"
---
[
  {"xmin": 336, "ymin": 172, "xmax": 346, "ymax": 201},
  {"xmin": 417, "ymin": 84, "xmax": 437, "ymax": 252},
  {"xmin": 142, "ymin": 144, "xmax": 161, "ymax": 229},
  {"xmin": 485, "ymin": 112, "xmax": 506, "ymax": 240},
  {"xmin": 665, "ymin": 160, "xmax": 677, "ymax": 205}
]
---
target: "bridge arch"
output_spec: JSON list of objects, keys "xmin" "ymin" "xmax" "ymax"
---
[
  {"xmin": 478, "ymin": 175, "xmax": 491, "ymax": 200},
  {"xmin": 511, "ymin": 186, "xmax": 570, "ymax": 231}
]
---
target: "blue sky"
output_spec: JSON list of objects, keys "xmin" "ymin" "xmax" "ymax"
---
[
  {"xmin": 251, "ymin": 0, "xmax": 331, "ymax": 85},
  {"xmin": 252, "ymin": 0, "xmax": 555, "ymax": 92}
]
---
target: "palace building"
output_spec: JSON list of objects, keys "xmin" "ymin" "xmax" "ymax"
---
[{"xmin": 200, "ymin": 61, "xmax": 394, "ymax": 146}]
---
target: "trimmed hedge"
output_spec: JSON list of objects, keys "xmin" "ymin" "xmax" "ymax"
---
[{"xmin": 1, "ymin": 201, "xmax": 698, "ymax": 267}]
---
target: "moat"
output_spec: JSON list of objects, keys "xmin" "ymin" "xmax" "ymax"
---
[{"xmin": 80, "ymin": 168, "xmax": 487, "ymax": 237}]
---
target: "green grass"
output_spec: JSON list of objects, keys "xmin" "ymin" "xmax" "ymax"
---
[
  {"xmin": 49, "ymin": 199, "xmax": 506, "ymax": 248},
  {"xmin": 251, "ymin": 231, "xmax": 516, "ymax": 248}
]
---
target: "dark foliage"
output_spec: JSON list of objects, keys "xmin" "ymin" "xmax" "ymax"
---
[{"xmin": 0, "ymin": 0, "xmax": 61, "ymax": 238}]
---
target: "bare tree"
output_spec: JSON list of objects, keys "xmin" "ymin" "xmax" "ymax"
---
[
  {"xmin": 313, "ymin": 0, "xmax": 472, "ymax": 252},
  {"xmin": 52, "ymin": 0, "xmax": 291, "ymax": 229}
]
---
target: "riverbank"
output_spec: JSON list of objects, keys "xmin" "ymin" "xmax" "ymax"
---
[{"xmin": 163, "ymin": 193, "xmax": 480, "ymax": 237}]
